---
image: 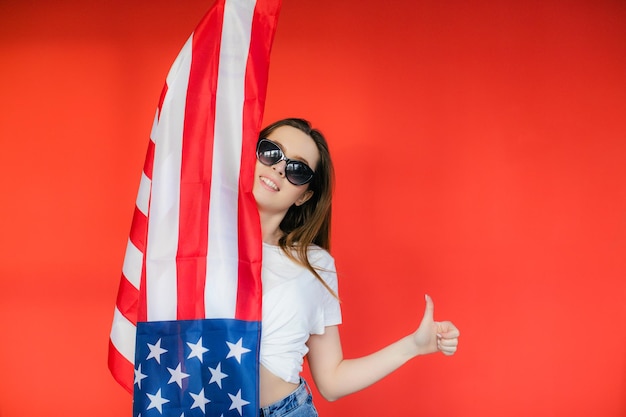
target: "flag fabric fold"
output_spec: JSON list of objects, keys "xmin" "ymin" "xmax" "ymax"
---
[{"xmin": 108, "ymin": 1, "xmax": 282, "ymax": 415}]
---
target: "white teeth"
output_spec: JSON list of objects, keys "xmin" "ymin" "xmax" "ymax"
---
[{"xmin": 261, "ymin": 177, "xmax": 278, "ymax": 191}]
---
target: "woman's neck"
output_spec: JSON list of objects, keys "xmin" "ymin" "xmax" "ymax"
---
[{"xmin": 259, "ymin": 211, "xmax": 285, "ymax": 245}]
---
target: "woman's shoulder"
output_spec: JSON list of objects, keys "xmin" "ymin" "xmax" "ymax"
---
[
  {"xmin": 262, "ymin": 242, "xmax": 336, "ymax": 274},
  {"xmin": 305, "ymin": 244, "xmax": 335, "ymax": 267}
]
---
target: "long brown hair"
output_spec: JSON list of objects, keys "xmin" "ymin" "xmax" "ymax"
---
[{"xmin": 259, "ymin": 118, "xmax": 337, "ymax": 297}]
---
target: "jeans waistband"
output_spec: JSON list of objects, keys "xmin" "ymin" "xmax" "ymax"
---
[{"xmin": 259, "ymin": 379, "xmax": 311, "ymax": 417}]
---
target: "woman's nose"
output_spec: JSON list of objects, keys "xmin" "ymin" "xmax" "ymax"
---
[{"xmin": 272, "ymin": 160, "xmax": 287, "ymax": 176}]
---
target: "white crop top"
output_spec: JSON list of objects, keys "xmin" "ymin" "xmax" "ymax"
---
[{"xmin": 260, "ymin": 243, "xmax": 342, "ymax": 384}]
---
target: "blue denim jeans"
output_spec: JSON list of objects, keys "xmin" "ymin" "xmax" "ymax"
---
[{"xmin": 259, "ymin": 379, "xmax": 318, "ymax": 417}]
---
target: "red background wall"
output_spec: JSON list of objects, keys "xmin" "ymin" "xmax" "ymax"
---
[{"xmin": 1, "ymin": 1, "xmax": 624, "ymax": 416}]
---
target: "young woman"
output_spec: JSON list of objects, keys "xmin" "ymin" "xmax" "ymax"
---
[{"xmin": 253, "ymin": 118, "xmax": 460, "ymax": 416}]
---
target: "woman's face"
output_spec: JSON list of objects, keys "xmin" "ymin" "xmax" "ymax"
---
[{"xmin": 253, "ymin": 125, "xmax": 320, "ymax": 218}]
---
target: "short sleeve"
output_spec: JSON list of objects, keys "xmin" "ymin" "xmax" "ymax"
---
[{"xmin": 309, "ymin": 248, "xmax": 342, "ymax": 329}]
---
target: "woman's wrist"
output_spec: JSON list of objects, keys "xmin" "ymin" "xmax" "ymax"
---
[{"xmin": 399, "ymin": 334, "xmax": 422, "ymax": 359}]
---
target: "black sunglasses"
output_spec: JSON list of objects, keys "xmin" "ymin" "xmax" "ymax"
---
[{"xmin": 256, "ymin": 138, "xmax": 315, "ymax": 186}]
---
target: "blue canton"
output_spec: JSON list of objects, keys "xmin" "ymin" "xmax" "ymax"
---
[{"xmin": 133, "ymin": 319, "xmax": 260, "ymax": 417}]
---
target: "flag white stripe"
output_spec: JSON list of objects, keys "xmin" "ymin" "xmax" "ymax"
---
[
  {"xmin": 122, "ymin": 238, "xmax": 143, "ymax": 290},
  {"xmin": 145, "ymin": 36, "xmax": 193, "ymax": 321},
  {"xmin": 110, "ymin": 306, "xmax": 136, "ymax": 363},
  {"xmin": 149, "ymin": 109, "xmax": 159, "ymax": 143},
  {"xmin": 205, "ymin": 0, "xmax": 256, "ymax": 318},
  {"xmin": 136, "ymin": 172, "xmax": 151, "ymax": 217}
]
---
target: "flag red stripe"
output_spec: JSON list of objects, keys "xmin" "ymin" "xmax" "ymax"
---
[
  {"xmin": 236, "ymin": 204, "xmax": 262, "ymax": 321},
  {"xmin": 137, "ymin": 253, "xmax": 148, "ymax": 322},
  {"xmin": 175, "ymin": 5, "xmax": 224, "ymax": 320},
  {"xmin": 129, "ymin": 207, "xmax": 147, "ymax": 253},
  {"xmin": 108, "ymin": 340, "xmax": 134, "ymax": 394},
  {"xmin": 143, "ymin": 139, "xmax": 155, "ymax": 180},
  {"xmin": 116, "ymin": 274, "xmax": 139, "ymax": 324},
  {"xmin": 235, "ymin": 0, "xmax": 279, "ymax": 321},
  {"xmin": 157, "ymin": 83, "xmax": 168, "ymax": 121},
  {"xmin": 129, "ymin": 194, "xmax": 149, "ymax": 324}
]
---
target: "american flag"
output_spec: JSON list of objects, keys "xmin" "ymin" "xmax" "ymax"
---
[{"xmin": 108, "ymin": 1, "xmax": 281, "ymax": 416}]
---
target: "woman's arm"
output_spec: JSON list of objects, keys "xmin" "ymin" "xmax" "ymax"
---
[{"xmin": 306, "ymin": 295, "xmax": 459, "ymax": 401}]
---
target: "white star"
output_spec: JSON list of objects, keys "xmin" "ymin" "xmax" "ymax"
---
[
  {"xmin": 226, "ymin": 338, "xmax": 251, "ymax": 364},
  {"xmin": 228, "ymin": 389, "xmax": 250, "ymax": 416},
  {"xmin": 146, "ymin": 388, "xmax": 170, "ymax": 414},
  {"xmin": 189, "ymin": 388, "xmax": 211, "ymax": 414},
  {"xmin": 134, "ymin": 363, "xmax": 148, "ymax": 389},
  {"xmin": 208, "ymin": 362, "xmax": 228, "ymax": 388},
  {"xmin": 187, "ymin": 337, "xmax": 209, "ymax": 362},
  {"xmin": 146, "ymin": 338, "xmax": 168, "ymax": 364},
  {"xmin": 167, "ymin": 362, "xmax": 190, "ymax": 388}
]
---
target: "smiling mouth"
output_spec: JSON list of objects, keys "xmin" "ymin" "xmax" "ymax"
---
[{"xmin": 260, "ymin": 176, "xmax": 279, "ymax": 191}]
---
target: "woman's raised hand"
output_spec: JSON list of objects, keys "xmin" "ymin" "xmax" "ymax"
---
[{"xmin": 412, "ymin": 295, "xmax": 460, "ymax": 356}]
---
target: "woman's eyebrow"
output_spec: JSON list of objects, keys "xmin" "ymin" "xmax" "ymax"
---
[{"xmin": 272, "ymin": 138, "xmax": 310, "ymax": 165}]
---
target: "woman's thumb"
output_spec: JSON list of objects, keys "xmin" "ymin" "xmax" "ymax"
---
[{"xmin": 421, "ymin": 294, "xmax": 435, "ymax": 324}]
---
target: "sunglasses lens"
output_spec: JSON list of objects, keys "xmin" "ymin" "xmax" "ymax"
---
[
  {"xmin": 256, "ymin": 138, "xmax": 315, "ymax": 186},
  {"xmin": 257, "ymin": 140, "xmax": 282, "ymax": 166},
  {"xmin": 286, "ymin": 162, "xmax": 314, "ymax": 186}
]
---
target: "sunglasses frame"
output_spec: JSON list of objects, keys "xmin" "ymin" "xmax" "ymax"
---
[{"xmin": 256, "ymin": 138, "xmax": 315, "ymax": 186}]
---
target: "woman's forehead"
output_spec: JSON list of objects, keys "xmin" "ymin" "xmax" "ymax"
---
[{"xmin": 267, "ymin": 126, "xmax": 320, "ymax": 166}]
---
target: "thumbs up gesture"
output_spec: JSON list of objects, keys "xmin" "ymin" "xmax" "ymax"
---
[{"xmin": 413, "ymin": 295, "xmax": 460, "ymax": 356}]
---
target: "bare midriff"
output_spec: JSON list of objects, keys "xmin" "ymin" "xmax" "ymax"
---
[{"xmin": 259, "ymin": 365, "xmax": 300, "ymax": 407}]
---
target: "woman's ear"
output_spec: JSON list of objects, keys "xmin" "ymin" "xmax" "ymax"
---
[{"xmin": 295, "ymin": 190, "xmax": 314, "ymax": 206}]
